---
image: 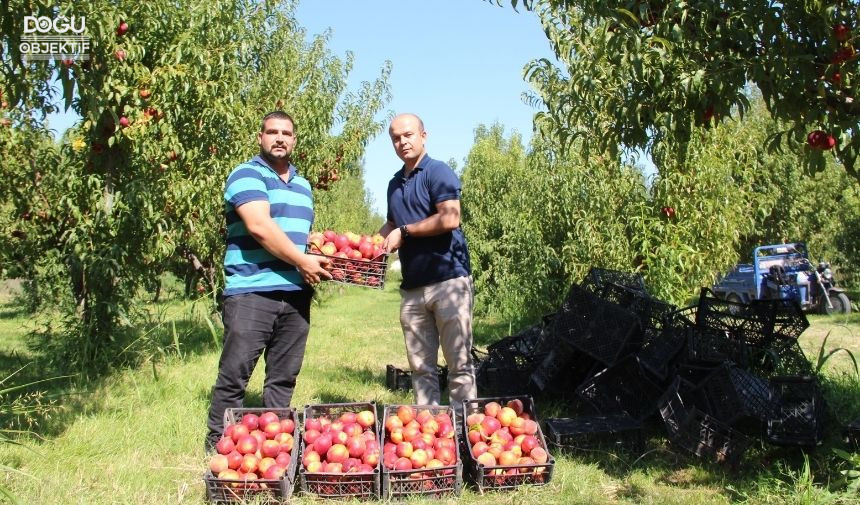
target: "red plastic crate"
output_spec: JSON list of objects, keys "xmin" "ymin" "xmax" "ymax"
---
[
  {"xmin": 380, "ymin": 404, "xmax": 463, "ymax": 498},
  {"xmin": 459, "ymin": 396, "xmax": 555, "ymax": 492},
  {"xmin": 308, "ymin": 250, "xmax": 389, "ymax": 290},
  {"xmin": 204, "ymin": 407, "xmax": 298, "ymax": 503},
  {"xmin": 298, "ymin": 401, "xmax": 381, "ymax": 500}
]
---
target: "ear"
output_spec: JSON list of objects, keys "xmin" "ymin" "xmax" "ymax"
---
[{"xmin": 257, "ymin": 131, "xmax": 263, "ymax": 145}]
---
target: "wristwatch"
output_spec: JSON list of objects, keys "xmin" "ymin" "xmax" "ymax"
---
[{"xmin": 399, "ymin": 224, "xmax": 410, "ymax": 239}]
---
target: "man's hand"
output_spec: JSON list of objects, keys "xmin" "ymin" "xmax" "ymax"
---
[
  {"xmin": 382, "ymin": 227, "xmax": 403, "ymax": 253},
  {"xmin": 296, "ymin": 254, "xmax": 332, "ymax": 285}
]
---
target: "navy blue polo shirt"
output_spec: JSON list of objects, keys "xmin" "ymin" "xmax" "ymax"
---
[{"xmin": 386, "ymin": 154, "xmax": 471, "ymax": 289}]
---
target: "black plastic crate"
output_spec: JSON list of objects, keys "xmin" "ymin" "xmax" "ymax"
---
[
  {"xmin": 598, "ymin": 282, "xmax": 677, "ymax": 340},
  {"xmin": 695, "ymin": 288, "xmax": 777, "ymax": 348},
  {"xmin": 665, "ymin": 305, "xmax": 697, "ymax": 328},
  {"xmin": 764, "ymin": 299, "xmax": 809, "ymax": 341},
  {"xmin": 658, "ymin": 377, "xmax": 695, "ymax": 438},
  {"xmin": 527, "ymin": 344, "xmax": 599, "ymax": 397},
  {"xmin": 658, "ymin": 378, "xmax": 752, "ymax": 466},
  {"xmin": 675, "ymin": 363, "xmax": 720, "ymax": 389},
  {"xmin": 749, "ymin": 339, "xmax": 814, "ymax": 379},
  {"xmin": 576, "ymin": 356, "xmax": 663, "ymax": 421},
  {"xmin": 460, "ymin": 396, "xmax": 555, "ymax": 491},
  {"xmin": 685, "ymin": 326, "xmax": 751, "ymax": 368},
  {"xmin": 204, "ymin": 472, "xmax": 294, "ymax": 504},
  {"xmin": 380, "ymin": 404, "xmax": 462, "ymax": 499},
  {"xmin": 580, "ymin": 267, "xmax": 647, "ymax": 294},
  {"xmin": 475, "ymin": 347, "xmax": 538, "ymax": 397},
  {"xmin": 487, "ymin": 314, "xmax": 556, "ymax": 358},
  {"xmin": 308, "ymin": 249, "xmax": 389, "ymax": 290},
  {"xmin": 544, "ymin": 414, "xmax": 644, "ymax": 453},
  {"xmin": 385, "ymin": 364, "xmax": 448, "ymax": 392},
  {"xmin": 674, "ymin": 409, "xmax": 753, "ymax": 466},
  {"xmin": 766, "ymin": 376, "xmax": 825, "ymax": 446},
  {"xmin": 637, "ymin": 326, "xmax": 688, "ymax": 382},
  {"xmin": 697, "ymin": 363, "xmax": 771, "ymax": 430},
  {"xmin": 552, "ymin": 284, "xmax": 643, "ymax": 366},
  {"xmin": 205, "ymin": 407, "xmax": 299, "ymax": 504},
  {"xmin": 299, "ymin": 402, "xmax": 380, "ymax": 500}
]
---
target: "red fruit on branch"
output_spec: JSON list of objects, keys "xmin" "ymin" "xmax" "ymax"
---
[
  {"xmin": 119, "ymin": 116, "xmax": 130, "ymax": 128},
  {"xmin": 834, "ymin": 24, "xmax": 851, "ymax": 42},
  {"xmin": 116, "ymin": 21, "xmax": 129, "ymax": 37},
  {"xmin": 807, "ymin": 130, "xmax": 836, "ymax": 150},
  {"xmin": 115, "ymin": 49, "xmax": 126, "ymax": 61},
  {"xmin": 661, "ymin": 206, "xmax": 675, "ymax": 219},
  {"xmin": 831, "ymin": 46, "xmax": 855, "ymax": 64},
  {"xmin": 807, "ymin": 130, "xmax": 825, "ymax": 148}
]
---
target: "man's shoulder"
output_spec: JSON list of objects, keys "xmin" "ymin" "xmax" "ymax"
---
[
  {"xmin": 421, "ymin": 156, "xmax": 459, "ymax": 183},
  {"xmin": 291, "ymin": 173, "xmax": 312, "ymax": 190},
  {"xmin": 421, "ymin": 155, "xmax": 455, "ymax": 174},
  {"xmin": 227, "ymin": 158, "xmax": 268, "ymax": 180}
]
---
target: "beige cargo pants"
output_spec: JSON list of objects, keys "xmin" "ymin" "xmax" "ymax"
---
[{"xmin": 400, "ymin": 275, "xmax": 477, "ymax": 411}]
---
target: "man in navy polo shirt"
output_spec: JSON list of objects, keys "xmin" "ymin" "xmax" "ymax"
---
[
  {"xmin": 380, "ymin": 113, "xmax": 476, "ymax": 411},
  {"xmin": 205, "ymin": 111, "xmax": 331, "ymax": 451}
]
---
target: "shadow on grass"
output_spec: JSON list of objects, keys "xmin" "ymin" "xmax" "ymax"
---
[
  {"xmin": 0, "ymin": 298, "xmax": 225, "ymax": 441},
  {"xmin": 0, "ymin": 303, "xmax": 28, "ymax": 320}
]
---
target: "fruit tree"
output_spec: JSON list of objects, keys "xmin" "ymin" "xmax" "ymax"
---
[
  {"xmin": 495, "ymin": 0, "xmax": 860, "ymax": 175},
  {"xmin": 0, "ymin": 0, "xmax": 390, "ymax": 374}
]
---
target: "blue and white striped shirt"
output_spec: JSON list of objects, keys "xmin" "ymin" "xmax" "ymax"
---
[{"xmin": 222, "ymin": 155, "xmax": 313, "ymax": 296}]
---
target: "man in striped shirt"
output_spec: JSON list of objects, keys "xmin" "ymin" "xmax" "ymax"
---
[{"xmin": 205, "ymin": 111, "xmax": 331, "ymax": 451}]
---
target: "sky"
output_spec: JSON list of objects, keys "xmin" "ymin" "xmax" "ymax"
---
[
  {"xmin": 47, "ymin": 1, "xmax": 557, "ymax": 215},
  {"xmin": 296, "ymin": 0, "xmax": 555, "ymax": 214}
]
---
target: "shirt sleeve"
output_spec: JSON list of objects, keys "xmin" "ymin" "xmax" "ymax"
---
[
  {"xmin": 224, "ymin": 165, "xmax": 268, "ymax": 208},
  {"xmin": 428, "ymin": 163, "xmax": 461, "ymax": 204}
]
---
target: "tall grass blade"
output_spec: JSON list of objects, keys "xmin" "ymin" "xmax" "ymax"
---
[
  {"xmin": 0, "ymin": 485, "xmax": 23, "ymax": 505},
  {"xmin": 205, "ymin": 316, "xmax": 221, "ymax": 350},
  {"xmin": 171, "ymin": 320, "xmax": 181, "ymax": 358}
]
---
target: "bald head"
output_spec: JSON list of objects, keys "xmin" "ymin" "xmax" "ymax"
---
[
  {"xmin": 390, "ymin": 113, "xmax": 424, "ymax": 133},
  {"xmin": 389, "ymin": 113, "xmax": 427, "ymax": 169}
]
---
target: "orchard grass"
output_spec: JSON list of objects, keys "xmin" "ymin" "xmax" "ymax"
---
[{"xmin": 0, "ymin": 282, "xmax": 858, "ymax": 504}]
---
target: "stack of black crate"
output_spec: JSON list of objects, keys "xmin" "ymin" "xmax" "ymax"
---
[{"xmin": 473, "ymin": 267, "xmax": 827, "ymax": 464}]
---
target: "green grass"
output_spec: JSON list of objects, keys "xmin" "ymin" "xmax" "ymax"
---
[{"xmin": 1, "ymin": 283, "xmax": 859, "ymax": 504}]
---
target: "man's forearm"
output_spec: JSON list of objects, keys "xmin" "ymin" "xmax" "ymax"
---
[
  {"xmin": 247, "ymin": 220, "xmax": 305, "ymax": 266},
  {"xmin": 404, "ymin": 211, "xmax": 459, "ymax": 237}
]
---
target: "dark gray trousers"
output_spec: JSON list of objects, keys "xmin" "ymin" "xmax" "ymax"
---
[{"xmin": 206, "ymin": 290, "xmax": 311, "ymax": 448}]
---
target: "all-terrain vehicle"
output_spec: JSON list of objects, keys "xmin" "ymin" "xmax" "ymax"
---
[{"xmin": 712, "ymin": 242, "xmax": 851, "ymax": 314}]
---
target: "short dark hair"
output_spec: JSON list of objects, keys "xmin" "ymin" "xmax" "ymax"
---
[{"xmin": 260, "ymin": 111, "xmax": 296, "ymax": 132}]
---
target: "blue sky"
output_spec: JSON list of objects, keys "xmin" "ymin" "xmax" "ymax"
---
[
  {"xmin": 48, "ymin": 1, "xmax": 556, "ymax": 215},
  {"xmin": 295, "ymin": 1, "xmax": 554, "ymax": 214}
]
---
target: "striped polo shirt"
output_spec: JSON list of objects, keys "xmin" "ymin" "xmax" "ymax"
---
[{"xmin": 222, "ymin": 155, "xmax": 313, "ymax": 296}]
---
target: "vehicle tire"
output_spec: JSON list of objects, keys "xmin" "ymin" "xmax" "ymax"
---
[
  {"xmin": 820, "ymin": 292, "xmax": 852, "ymax": 315},
  {"xmin": 725, "ymin": 293, "xmax": 744, "ymax": 314},
  {"xmin": 834, "ymin": 292, "xmax": 852, "ymax": 314}
]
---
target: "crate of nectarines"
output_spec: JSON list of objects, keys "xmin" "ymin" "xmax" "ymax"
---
[
  {"xmin": 460, "ymin": 396, "xmax": 555, "ymax": 491},
  {"xmin": 380, "ymin": 404, "xmax": 463, "ymax": 498},
  {"xmin": 203, "ymin": 407, "xmax": 299, "ymax": 503},
  {"xmin": 307, "ymin": 230, "xmax": 389, "ymax": 290},
  {"xmin": 298, "ymin": 401, "xmax": 381, "ymax": 500}
]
